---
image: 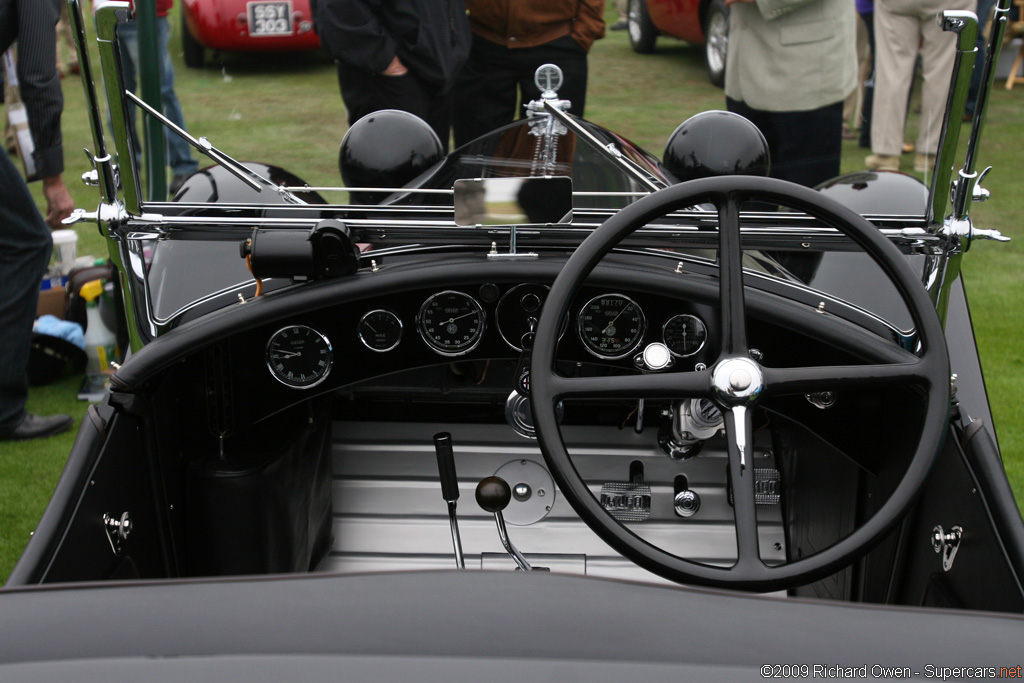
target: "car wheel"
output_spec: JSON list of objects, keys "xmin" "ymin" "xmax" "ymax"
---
[
  {"xmin": 628, "ymin": 0, "xmax": 658, "ymax": 54},
  {"xmin": 704, "ymin": 0, "xmax": 728, "ymax": 87},
  {"xmin": 181, "ymin": 11, "xmax": 205, "ymax": 69}
]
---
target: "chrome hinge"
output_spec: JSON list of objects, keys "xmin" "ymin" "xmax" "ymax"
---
[
  {"xmin": 103, "ymin": 511, "xmax": 133, "ymax": 557},
  {"xmin": 932, "ymin": 524, "xmax": 962, "ymax": 572}
]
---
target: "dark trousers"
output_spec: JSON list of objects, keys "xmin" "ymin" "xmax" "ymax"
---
[
  {"xmin": 336, "ymin": 64, "xmax": 455, "ymax": 152},
  {"xmin": 0, "ymin": 149, "xmax": 53, "ymax": 433},
  {"xmin": 859, "ymin": 10, "xmax": 875, "ymax": 149},
  {"xmin": 452, "ymin": 34, "xmax": 589, "ymax": 150},
  {"xmin": 726, "ymin": 98, "xmax": 844, "ymax": 189}
]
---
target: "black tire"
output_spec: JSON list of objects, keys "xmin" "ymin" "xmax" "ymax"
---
[
  {"xmin": 703, "ymin": 0, "xmax": 728, "ymax": 87},
  {"xmin": 181, "ymin": 11, "xmax": 205, "ymax": 69},
  {"xmin": 628, "ymin": 0, "xmax": 658, "ymax": 54}
]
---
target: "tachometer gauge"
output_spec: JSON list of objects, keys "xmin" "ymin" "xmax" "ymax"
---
[
  {"xmin": 577, "ymin": 294, "xmax": 646, "ymax": 359},
  {"xmin": 266, "ymin": 325, "xmax": 333, "ymax": 389},
  {"xmin": 358, "ymin": 309, "xmax": 403, "ymax": 352},
  {"xmin": 417, "ymin": 290, "xmax": 486, "ymax": 356},
  {"xmin": 662, "ymin": 314, "xmax": 708, "ymax": 358}
]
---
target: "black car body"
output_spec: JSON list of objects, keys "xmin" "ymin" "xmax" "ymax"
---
[{"xmin": 1, "ymin": 1, "xmax": 1022, "ymax": 677}]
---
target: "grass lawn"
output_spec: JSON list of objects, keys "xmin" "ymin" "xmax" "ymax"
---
[{"xmin": 2, "ymin": 5, "xmax": 1021, "ymax": 582}]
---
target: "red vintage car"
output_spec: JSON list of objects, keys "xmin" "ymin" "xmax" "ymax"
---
[
  {"xmin": 628, "ymin": 0, "xmax": 729, "ymax": 87},
  {"xmin": 181, "ymin": 0, "xmax": 320, "ymax": 68}
]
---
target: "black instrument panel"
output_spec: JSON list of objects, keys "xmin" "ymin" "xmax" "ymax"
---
[{"xmin": 255, "ymin": 281, "xmax": 719, "ymax": 397}]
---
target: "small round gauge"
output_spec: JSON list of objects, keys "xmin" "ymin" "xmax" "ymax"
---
[
  {"xmin": 577, "ymin": 293, "xmax": 646, "ymax": 360},
  {"xmin": 417, "ymin": 290, "xmax": 486, "ymax": 356},
  {"xmin": 358, "ymin": 309, "xmax": 403, "ymax": 352},
  {"xmin": 496, "ymin": 283, "xmax": 558, "ymax": 352},
  {"xmin": 266, "ymin": 325, "xmax": 333, "ymax": 389},
  {"xmin": 662, "ymin": 314, "xmax": 708, "ymax": 358}
]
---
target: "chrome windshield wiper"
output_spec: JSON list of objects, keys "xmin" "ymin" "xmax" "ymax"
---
[
  {"xmin": 542, "ymin": 99, "xmax": 665, "ymax": 193},
  {"xmin": 123, "ymin": 90, "xmax": 305, "ymax": 204}
]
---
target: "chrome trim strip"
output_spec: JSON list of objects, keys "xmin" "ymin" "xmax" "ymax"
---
[
  {"xmin": 67, "ymin": 0, "xmax": 118, "ymax": 203},
  {"xmin": 926, "ymin": 10, "xmax": 978, "ymax": 226},
  {"xmin": 93, "ymin": 1, "xmax": 140, "ymax": 214}
]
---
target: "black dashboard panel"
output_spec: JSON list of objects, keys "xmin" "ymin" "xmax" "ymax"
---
[
  {"xmin": 118, "ymin": 252, "xmax": 905, "ymax": 435},
  {"xmin": 193, "ymin": 279, "xmax": 721, "ymax": 425}
]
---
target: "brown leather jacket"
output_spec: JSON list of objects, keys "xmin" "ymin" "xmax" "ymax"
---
[{"xmin": 465, "ymin": 0, "xmax": 606, "ymax": 51}]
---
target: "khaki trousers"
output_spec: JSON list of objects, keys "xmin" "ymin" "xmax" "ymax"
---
[{"xmin": 871, "ymin": 0, "xmax": 976, "ymax": 157}]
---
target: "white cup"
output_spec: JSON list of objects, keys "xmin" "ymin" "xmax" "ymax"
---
[{"xmin": 51, "ymin": 229, "xmax": 78, "ymax": 276}]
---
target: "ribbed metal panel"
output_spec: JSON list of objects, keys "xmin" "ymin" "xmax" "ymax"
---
[{"xmin": 323, "ymin": 421, "xmax": 785, "ymax": 584}]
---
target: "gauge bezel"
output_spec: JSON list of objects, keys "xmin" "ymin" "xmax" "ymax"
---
[
  {"xmin": 662, "ymin": 313, "xmax": 708, "ymax": 358},
  {"xmin": 576, "ymin": 293, "xmax": 647, "ymax": 360},
  {"xmin": 416, "ymin": 290, "xmax": 487, "ymax": 357},
  {"xmin": 358, "ymin": 309, "xmax": 403, "ymax": 353},
  {"xmin": 496, "ymin": 283, "xmax": 560, "ymax": 352},
  {"xmin": 265, "ymin": 324, "xmax": 334, "ymax": 389}
]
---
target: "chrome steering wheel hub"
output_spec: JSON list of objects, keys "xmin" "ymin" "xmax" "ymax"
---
[{"xmin": 712, "ymin": 357, "xmax": 763, "ymax": 404}]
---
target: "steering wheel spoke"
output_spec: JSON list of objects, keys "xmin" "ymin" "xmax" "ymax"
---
[
  {"xmin": 717, "ymin": 194, "xmax": 748, "ymax": 355},
  {"xmin": 724, "ymin": 405, "xmax": 763, "ymax": 569},
  {"xmin": 762, "ymin": 360, "xmax": 928, "ymax": 397},
  {"xmin": 549, "ymin": 369, "xmax": 712, "ymax": 401}
]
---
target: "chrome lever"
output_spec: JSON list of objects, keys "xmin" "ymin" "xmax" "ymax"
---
[
  {"xmin": 433, "ymin": 433, "xmax": 465, "ymax": 569},
  {"xmin": 476, "ymin": 476, "xmax": 544, "ymax": 572},
  {"xmin": 972, "ymin": 166, "xmax": 993, "ymax": 202}
]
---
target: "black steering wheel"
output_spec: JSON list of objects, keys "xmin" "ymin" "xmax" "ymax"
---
[{"xmin": 530, "ymin": 175, "xmax": 950, "ymax": 591}]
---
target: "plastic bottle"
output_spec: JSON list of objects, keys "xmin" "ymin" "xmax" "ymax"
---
[{"xmin": 81, "ymin": 279, "xmax": 119, "ymax": 375}]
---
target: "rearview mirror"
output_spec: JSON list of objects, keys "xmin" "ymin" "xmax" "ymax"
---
[{"xmin": 453, "ymin": 177, "xmax": 572, "ymax": 226}]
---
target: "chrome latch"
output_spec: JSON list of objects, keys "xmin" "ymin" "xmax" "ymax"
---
[
  {"xmin": 932, "ymin": 525, "xmax": 962, "ymax": 572},
  {"xmin": 103, "ymin": 511, "xmax": 133, "ymax": 557},
  {"xmin": 972, "ymin": 166, "xmax": 992, "ymax": 202}
]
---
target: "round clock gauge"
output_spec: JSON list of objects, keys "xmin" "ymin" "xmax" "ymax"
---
[
  {"xmin": 662, "ymin": 314, "xmax": 708, "ymax": 358},
  {"xmin": 266, "ymin": 325, "xmax": 333, "ymax": 389}
]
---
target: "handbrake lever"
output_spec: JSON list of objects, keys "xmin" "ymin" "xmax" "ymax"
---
[{"xmin": 433, "ymin": 432, "xmax": 465, "ymax": 569}]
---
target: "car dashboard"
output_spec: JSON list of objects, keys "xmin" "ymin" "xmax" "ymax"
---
[{"xmin": 108, "ymin": 246, "xmax": 922, "ymax": 595}]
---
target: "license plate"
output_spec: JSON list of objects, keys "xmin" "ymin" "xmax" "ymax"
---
[{"xmin": 247, "ymin": 1, "xmax": 292, "ymax": 36}]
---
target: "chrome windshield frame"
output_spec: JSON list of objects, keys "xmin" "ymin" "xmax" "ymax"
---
[{"xmin": 67, "ymin": 0, "xmax": 1010, "ymax": 349}]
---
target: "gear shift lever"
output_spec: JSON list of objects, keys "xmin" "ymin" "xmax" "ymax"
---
[
  {"xmin": 476, "ymin": 476, "xmax": 536, "ymax": 572},
  {"xmin": 433, "ymin": 433, "xmax": 465, "ymax": 569}
]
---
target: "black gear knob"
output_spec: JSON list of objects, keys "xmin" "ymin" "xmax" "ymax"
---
[{"xmin": 476, "ymin": 476, "xmax": 512, "ymax": 513}]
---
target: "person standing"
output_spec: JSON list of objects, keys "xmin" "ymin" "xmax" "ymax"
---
[
  {"xmin": 0, "ymin": 0, "xmax": 75, "ymax": 441},
  {"xmin": 56, "ymin": 2, "xmax": 80, "ymax": 77},
  {"xmin": 723, "ymin": 0, "xmax": 858, "ymax": 188},
  {"xmin": 116, "ymin": 0, "xmax": 199, "ymax": 195},
  {"xmin": 451, "ymin": 0, "xmax": 606, "ymax": 150},
  {"xmin": 314, "ymin": 0, "xmax": 471, "ymax": 152},
  {"xmin": 964, "ymin": 0, "xmax": 995, "ymax": 120},
  {"xmin": 864, "ymin": 0, "xmax": 976, "ymax": 173},
  {"xmin": 612, "ymin": 0, "xmax": 628, "ymax": 30},
  {"xmin": 856, "ymin": 0, "xmax": 875, "ymax": 148}
]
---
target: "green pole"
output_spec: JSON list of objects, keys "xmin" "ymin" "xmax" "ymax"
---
[{"xmin": 135, "ymin": 0, "xmax": 166, "ymax": 199}]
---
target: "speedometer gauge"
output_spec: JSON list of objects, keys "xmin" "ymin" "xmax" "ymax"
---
[
  {"xmin": 417, "ymin": 290, "xmax": 486, "ymax": 356},
  {"xmin": 266, "ymin": 325, "xmax": 333, "ymax": 389},
  {"xmin": 577, "ymin": 294, "xmax": 646, "ymax": 359},
  {"xmin": 662, "ymin": 314, "xmax": 708, "ymax": 358}
]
